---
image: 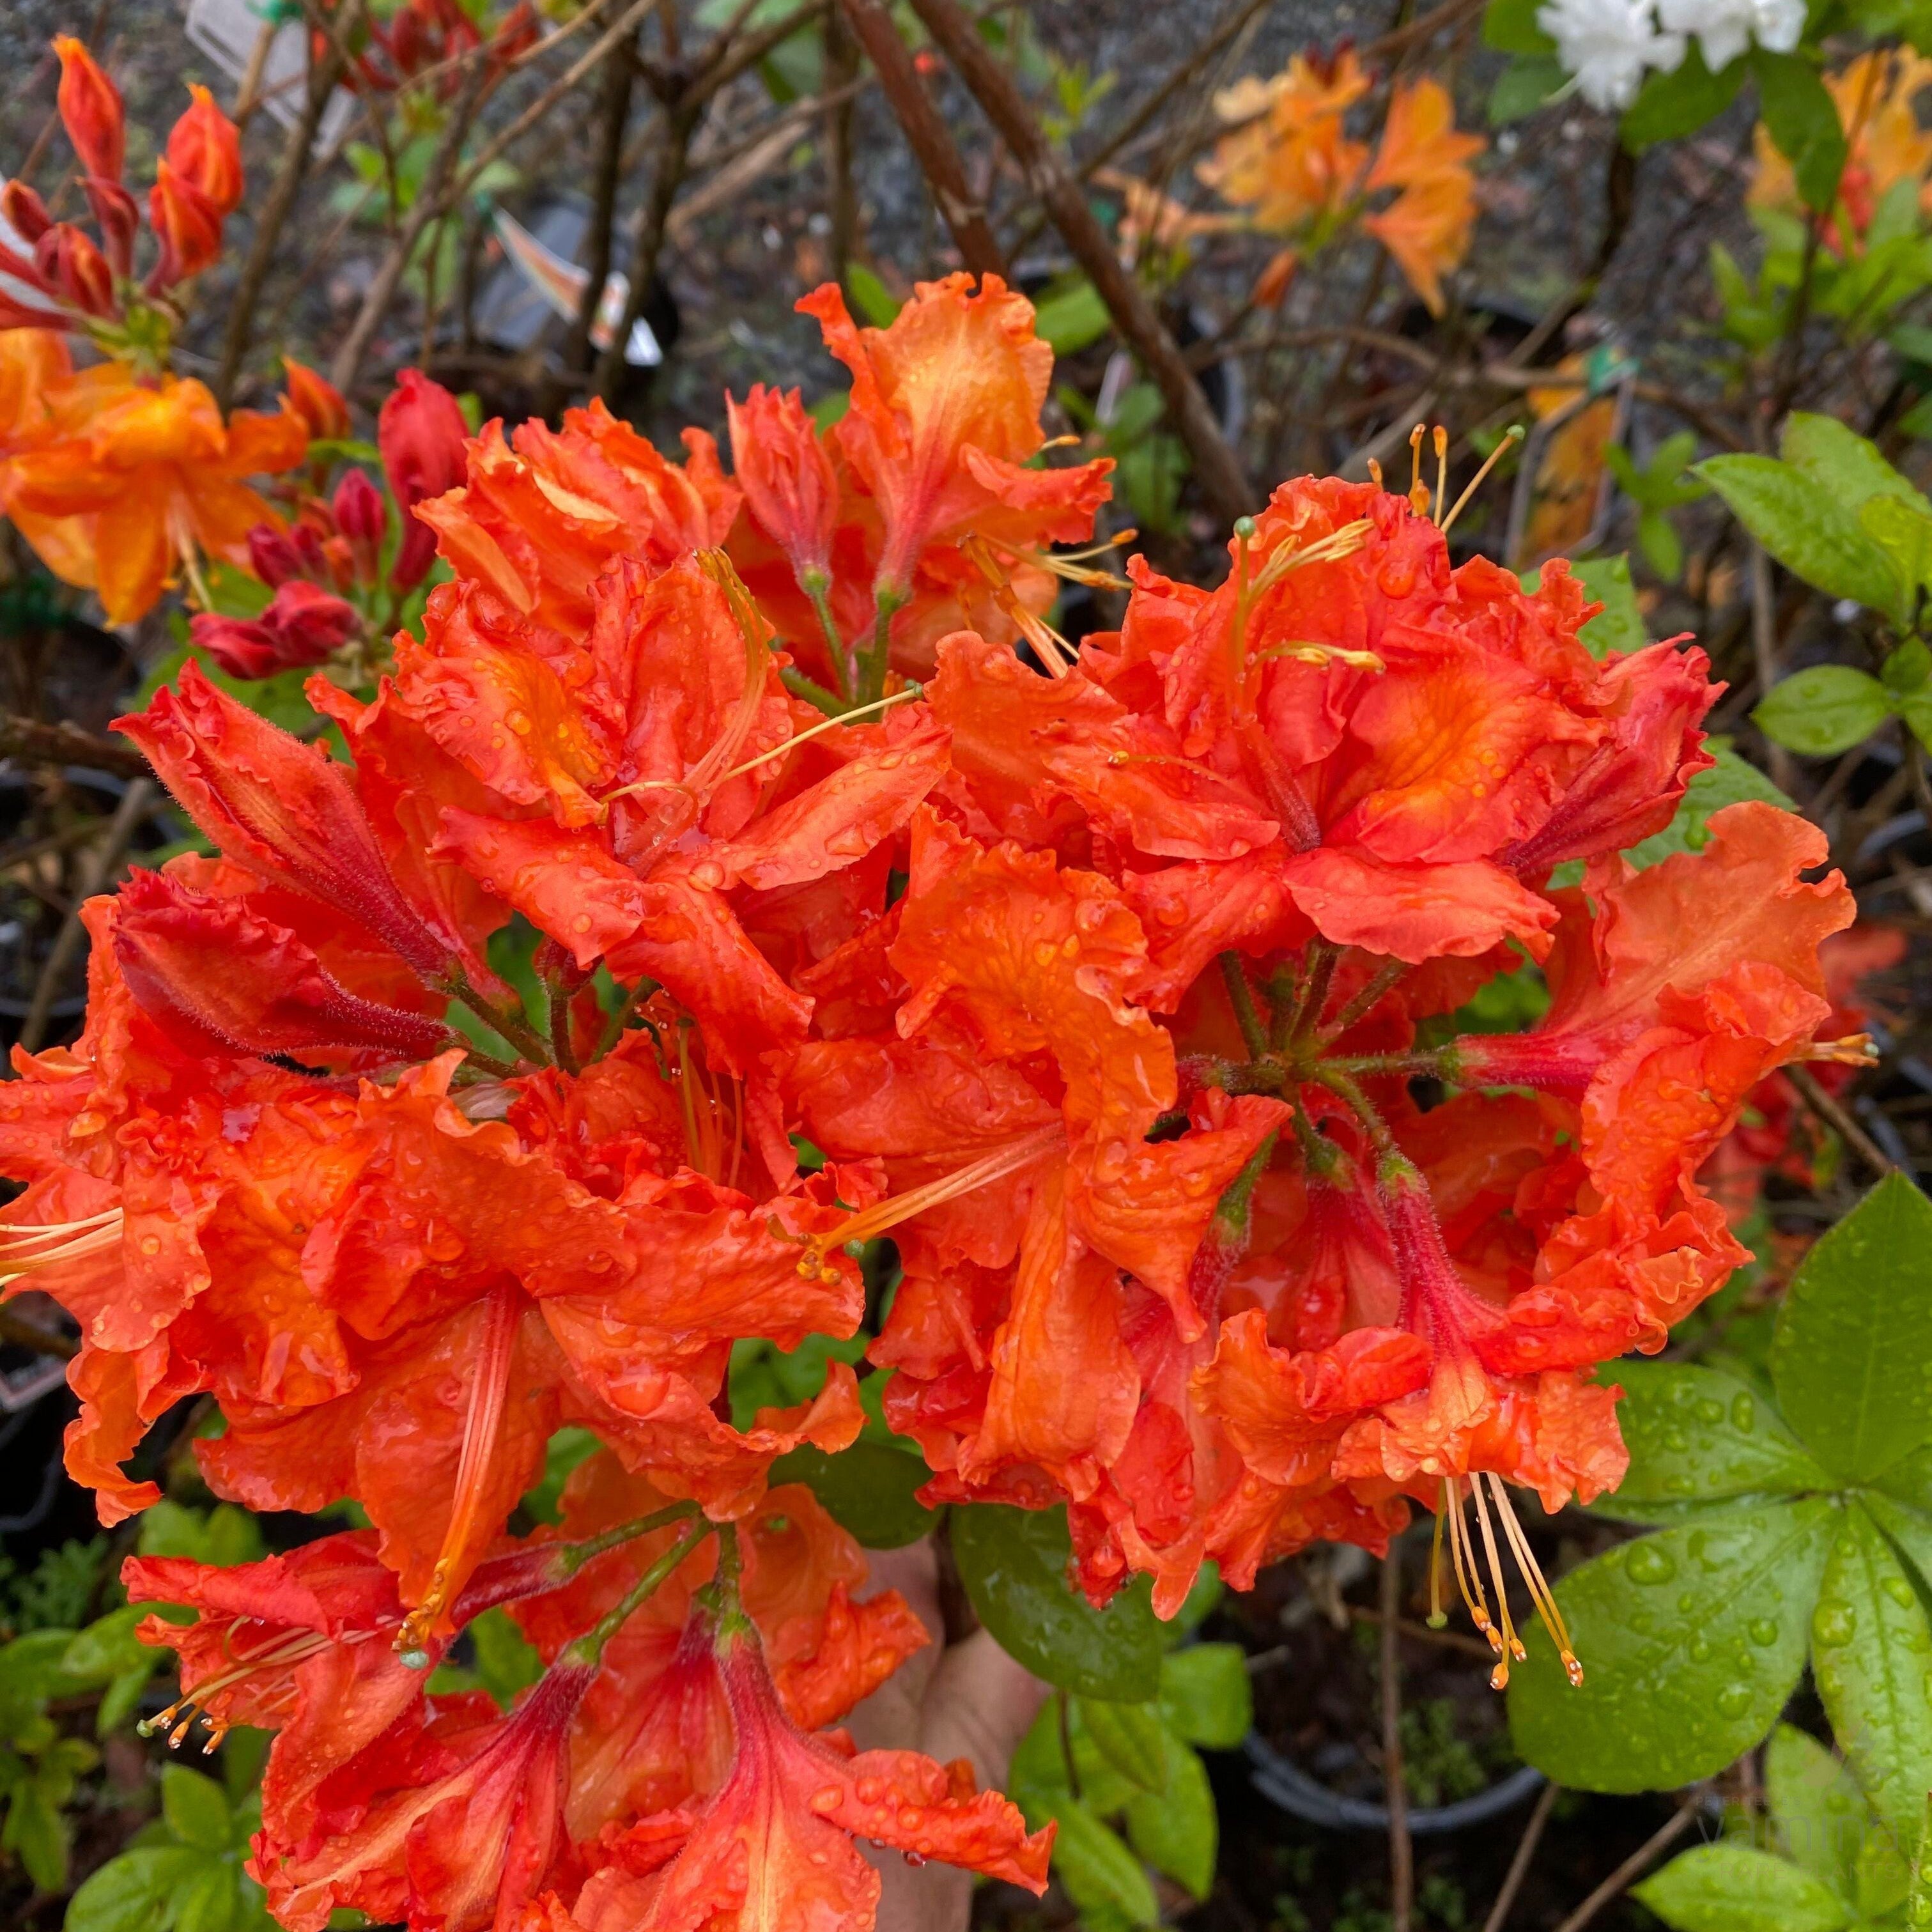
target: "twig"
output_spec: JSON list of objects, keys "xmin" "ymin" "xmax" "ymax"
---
[
  {"xmin": 0, "ymin": 714, "xmax": 150, "ymax": 780},
  {"xmin": 1380, "ymin": 1547, "xmax": 1413, "ymax": 1932},
  {"xmin": 1549, "ymin": 1791, "xmax": 1705, "ymax": 1932},
  {"xmin": 330, "ymin": 48, "xmax": 495, "ymax": 393},
  {"xmin": 906, "ymin": 0, "xmax": 1255, "ymax": 526},
  {"xmin": 562, "ymin": 22, "xmax": 640, "ymax": 383},
  {"xmin": 1787, "ymin": 1063, "xmax": 1896, "ymax": 1176},
  {"xmin": 823, "ymin": 3, "xmax": 861, "ymax": 282},
  {"xmin": 0, "ymin": 1304, "xmax": 77, "ymax": 1359},
  {"xmin": 216, "ymin": 11, "xmax": 355, "ymax": 405},
  {"xmin": 230, "ymin": 15, "xmax": 281, "ymax": 126},
  {"xmin": 1481, "ymin": 1779, "xmax": 1560, "ymax": 1932},
  {"xmin": 837, "ymin": 0, "xmax": 1005, "ymax": 277},
  {"xmin": 592, "ymin": 94, "xmax": 702, "ymax": 399},
  {"xmin": 20, "ymin": 778, "xmax": 155, "ymax": 1052},
  {"xmin": 1749, "ymin": 540, "xmax": 1797, "ymax": 794}
]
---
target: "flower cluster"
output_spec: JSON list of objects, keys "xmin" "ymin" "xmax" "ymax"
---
[
  {"xmin": 1200, "ymin": 54, "xmax": 1484, "ymax": 313},
  {"xmin": 1537, "ymin": 0, "xmax": 1803, "ymax": 112},
  {"xmin": 0, "ymin": 271, "xmax": 1867, "ymax": 1928}
]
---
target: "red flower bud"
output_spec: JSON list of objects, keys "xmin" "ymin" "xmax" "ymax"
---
[
  {"xmin": 147, "ymin": 159, "xmax": 224, "ymax": 290},
  {"xmin": 378, "ymin": 369, "xmax": 469, "ymax": 589},
  {"xmin": 52, "ymin": 36, "xmax": 124, "ymax": 185},
  {"xmin": 247, "ymin": 523, "xmax": 305, "ymax": 589},
  {"xmin": 0, "ymin": 182, "xmax": 51, "ymax": 245},
  {"xmin": 281, "ymin": 357, "xmax": 350, "ymax": 443},
  {"xmin": 490, "ymin": 3, "xmax": 541, "ymax": 68},
  {"xmin": 112, "ymin": 868, "xmax": 454, "ymax": 1063},
  {"xmin": 190, "ymin": 580, "xmax": 359, "ymax": 679},
  {"xmin": 43, "ymin": 224, "xmax": 114, "ymax": 318},
  {"xmin": 332, "ymin": 467, "xmax": 387, "ymax": 548},
  {"xmin": 82, "ymin": 176, "xmax": 139, "ymax": 278},
  {"xmin": 164, "ymin": 84, "xmax": 243, "ymax": 217}
]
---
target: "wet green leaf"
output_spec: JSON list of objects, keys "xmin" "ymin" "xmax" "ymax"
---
[
  {"xmin": 766, "ymin": 1441, "xmax": 939, "ymax": 1549},
  {"xmin": 1078, "ymin": 1698, "xmax": 1169, "ymax": 1793},
  {"xmin": 1772, "ymin": 1174, "xmax": 1932, "ymax": 1483},
  {"xmin": 1125, "ymin": 1734, "xmax": 1216, "ymax": 1898},
  {"xmin": 1595, "ymin": 1361, "xmax": 1830, "ymax": 1524},
  {"xmin": 1755, "ymin": 668, "xmax": 1894, "ymax": 758},
  {"xmin": 1634, "ymin": 1842, "xmax": 1851, "ymax": 1931},
  {"xmin": 1812, "ymin": 1503, "xmax": 1932, "ymax": 1850},
  {"xmin": 1159, "ymin": 1644, "xmax": 1252, "ymax": 1747},
  {"xmin": 952, "ymin": 1505, "xmax": 1163, "ymax": 1700},
  {"xmin": 1508, "ymin": 1500, "xmax": 1835, "ymax": 1791}
]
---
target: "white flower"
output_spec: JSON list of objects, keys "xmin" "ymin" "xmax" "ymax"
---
[
  {"xmin": 1656, "ymin": 0, "xmax": 1802, "ymax": 72},
  {"xmin": 1537, "ymin": 0, "xmax": 1685, "ymax": 111}
]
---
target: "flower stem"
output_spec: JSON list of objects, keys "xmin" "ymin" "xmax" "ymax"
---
[
  {"xmin": 1219, "ymin": 951, "xmax": 1270, "ymax": 1060},
  {"xmin": 558, "ymin": 1500, "xmax": 703, "ymax": 1577},
  {"xmin": 566, "ymin": 1518, "xmax": 715, "ymax": 1667}
]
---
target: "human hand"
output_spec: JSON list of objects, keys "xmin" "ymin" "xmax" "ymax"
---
[{"xmin": 845, "ymin": 1539, "xmax": 1051, "ymax": 1932}]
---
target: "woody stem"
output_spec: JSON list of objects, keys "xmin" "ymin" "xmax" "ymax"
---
[{"xmin": 565, "ymin": 1519, "xmax": 715, "ymax": 1667}]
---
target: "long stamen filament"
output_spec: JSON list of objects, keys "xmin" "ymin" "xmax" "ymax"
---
[
  {"xmin": 1442, "ymin": 1479, "xmax": 1504, "ymax": 1671},
  {"xmin": 1431, "ymin": 426, "xmax": 1449, "ymax": 524},
  {"xmin": 1439, "ymin": 426, "xmax": 1525, "ymax": 536},
  {"xmin": 0, "ymin": 1208, "xmax": 125, "ymax": 1283},
  {"xmin": 794, "ymin": 1127, "xmax": 1063, "ymax": 1281},
  {"xmin": 1468, "ymin": 1472, "xmax": 1526, "ymax": 1684},
  {"xmin": 1487, "ymin": 1474, "xmax": 1584, "ymax": 1687},
  {"xmin": 396, "ymin": 1283, "xmax": 520, "ymax": 1653}
]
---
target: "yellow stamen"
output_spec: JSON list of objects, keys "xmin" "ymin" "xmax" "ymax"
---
[
  {"xmin": 1439, "ymin": 426, "xmax": 1526, "ymax": 537},
  {"xmin": 1487, "ymin": 1474, "xmax": 1584, "ymax": 1687},
  {"xmin": 1251, "ymin": 640, "xmax": 1385, "ymax": 672},
  {"xmin": 1804, "ymin": 1033, "xmax": 1880, "ymax": 1069},
  {"xmin": 1436, "ymin": 1474, "xmax": 1585, "ymax": 1691},
  {"xmin": 0, "ymin": 1207, "xmax": 125, "ymax": 1285},
  {"xmin": 1407, "ymin": 424, "xmax": 1429, "ymax": 515},
  {"xmin": 1468, "ymin": 1472, "xmax": 1526, "ymax": 1678},
  {"xmin": 1249, "ymin": 519, "xmax": 1372, "ymax": 598},
  {"xmin": 1366, "ymin": 457, "xmax": 1385, "ymax": 490},
  {"xmin": 395, "ymin": 1284, "xmax": 520, "ymax": 1654},
  {"xmin": 794, "ymin": 1127, "xmax": 1062, "ymax": 1280},
  {"xmin": 1431, "ymin": 425, "xmax": 1449, "ymax": 523},
  {"xmin": 1427, "ymin": 1492, "xmax": 1448, "ymax": 1628},
  {"xmin": 961, "ymin": 536, "xmax": 1078, "ymax": 677}
]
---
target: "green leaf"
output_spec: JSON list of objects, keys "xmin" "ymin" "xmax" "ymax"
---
[
  {"xmin": 1622, "ymin": 741, "xmax": 1795, "ymax": 870},
  {"xmin": 1482, "ymin": 0, "xmax": 1556, "ymax": 54},
  {"xmin": 468, "ymin": 1607, "xmax": 543, "ymax": 1708},
  {"xmin": 521, "ymin": 1426, "xmax": 601, "ymax": 1527},
  {"xmin": 1158, "ymin": 1644, "xmax": 1252, "ymax": 1747},
  {"xmin": 1010, "ymin": 1696, "xmax": 1139, "ymax": 1818},
  {"xmin": 63, "ymin": 1606, "xmax": 155, "ymax": 1688},
  {"xmin": 1039, "ymin": 1798, "xmax": 1159, "ymax": 1928},
  {"xmin": 1752, "ymin": 51, "xmax": 1848, "ymax": 213},
  {"xmin": 1696, "ymin": 455, "xmax": 1906, "ymax": 620},
  {"xmin": 1908, "ymin": 1794, "xmax": 1932, "ymax": 1922},
  {"xmin": 1639, "ymin": 508, "xmax": 1685, "ymax": 583},
  {"xmin": 1812, "ymin": 1503, "xmax": 1932, "ymax": 1850},
  {"xmin": 952, "ymin": 1505, "xmax": 1163, "ymax": 1701},
  {"xmin": 767, "ymin": 1442, "xmax": 940, "ymax": 1549},
  {"xmin": 1124, "ymin": 1735, "xmax": 1216, "ymax": 1899},
  {"xmin": 1078, "ymin": 1697, "xmax": 1169, "ymax": 1793},
  {"xmin": 1633, "ymin": 1842, "xmax": 1852, "ymax": 1931},
  {"xmin": 1771, "ymin": 1174, "xmax": 1932, "ymax": 1483},
  {"xmin": 1570, "ymin": 553, "xmax": 1648, "ymax": 658},
  {"xmin": 66, "ymin": 1846, "xmax": 203, "ymax": 1932},
  {"xmin": 1901, "ymin": 686, "xmax": 1932, "ymax": 752},
  {"xmin": 1488, "ymin": 56, "xmax": 1565, "ymax": 123},
  {"xmin": 1507, "ymin": 1500, "xmax": 1836, "ymax": 1791},
  {"xmin": 1766, "ymin": 1722, "xmax": 1866, "ymax": 1899},
  {"xmin": 176, "ymin": 1858, "xmax": 242, "ymax": 1932},
  {"xmin": 1754, "ymin": 668, "xmax": 1893, "ymax": 758},
  {"xmin": 136, "ymin": 1501, "xmax": 265, "ymax": 1568},
  {"xmin": 1781, "ymin": 413, "xmax": 1932, "ymax": 516},
  {"xmin": 161, "ymin": 1765, "xmax": 233, "ymax": 1853},
  {"xmin": 1622, "ymin": 44, "xmax": 1745, "ymax": 150},
  {"xmin": 1595, "ymin": 1362, "xmax": 1830, "ymax": 1524},
  {"xmin": 1862, "ymin": 497, "xmax": 1932, "ymax": 608},
  {"xmin": 1032, "ymin": 278, "xmax": 1112, "ymax": 356},
  {"xmin": 1884, "ymin": 638, "xmax": 1932, "ymax": 693},
  {"xmin": 844, "ymin": 263, "xmax": 902, "ymax": 328},
  {"xmin": 2, "ymin": 1777, "xmax": 70, "ymax": 1892}
]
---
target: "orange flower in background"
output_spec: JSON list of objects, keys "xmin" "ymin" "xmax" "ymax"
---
[
  {"xmin": 1362, "ymin": 78, "xmax": 1485, "ymax": 316},
  {"xmin": 1200, "ymin": 51, "xmax": 1372, "ymax": 233},
  {"xmin": 1202, "ymin": 54, "xmax": 1484, "ymax": 314},
  {"xmin": 1750, "ymin": 50, "xmax": 1932, "ymax": 236},
  {"xmin": 52, "ymin": 35, "xmax": 125, "ymax": 183},
  {"xmin": 3, "ymin": 375, "xmax": 307, "ymax": 621}
]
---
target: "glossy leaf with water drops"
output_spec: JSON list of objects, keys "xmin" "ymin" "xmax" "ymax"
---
[
  {"xmin": 1594, "ymin": 1361, "xmax": 1830, "ymax": 1525},
  {"xmin": 1124, "ymin": 1732, "xmax": 1217, "ymax": 1901},
  {"xmin": 1508, "ymin": 1500, "xmax": 1836, "ymax": 1791},
  {"xmin": 1812, "ymin": 1503, "xmax": 1932, "ymax": 1851},
  {"xmin": 1632, "ymin": 1841, "xmax": 1853, "ymax": 1932},
  {"xmin": 1771, "ymin": 1175, "xmax": 1932, "ymax": 1486},
  {"xmin": 952, "ymin": 1504, "xmax": 1164, "ymax": 1700}
]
